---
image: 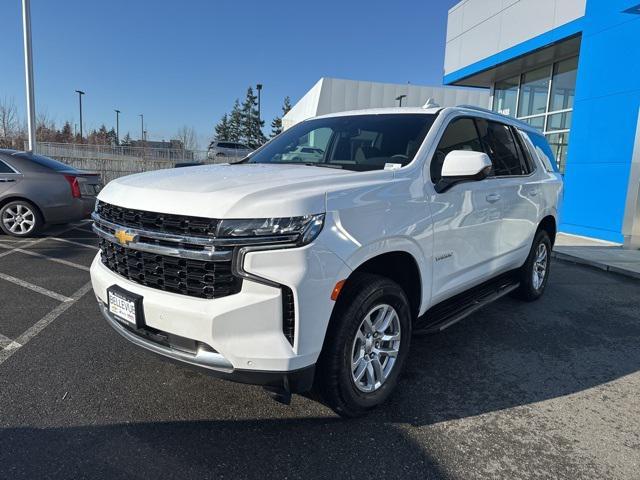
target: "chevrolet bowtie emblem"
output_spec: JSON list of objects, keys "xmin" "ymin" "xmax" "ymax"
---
[{"xmin": 114, "ymin": 229, "xmax": 136, "ymax": 246}]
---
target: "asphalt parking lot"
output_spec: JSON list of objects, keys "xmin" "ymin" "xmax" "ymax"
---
[{"xmin": 0, "ymin": 224, "xmax": 639, "ymax": 480}]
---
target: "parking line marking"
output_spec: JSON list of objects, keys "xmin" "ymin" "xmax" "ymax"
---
[
  {"xmin": 3, "ymin": 247, "xmax": 91, "ymax": 272},
  {"xmin": 0, "ymin": 333, "xmax": 17, "ymax": 349},
  {"xmin": 49, "ymin": 237, "xmax": 99, "ymax": 250},
  {"xmin": 0, "ymin": 281, "xmax": 92, "ymax": 365},
  {"xmin": 0, "ymin": 272, "xmax": 73, "ymax": 302},
  {"xmin": 0, "ymin": 222, "xmax": 89, "ymax": 259}
]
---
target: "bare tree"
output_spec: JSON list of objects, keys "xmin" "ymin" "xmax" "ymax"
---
[
  {"xmin": 175, "ymin": 125, "xmax": 199, "ymax": 151},
  {"xmin": 0, "ymin": 97, "xmax": 19, "ymax": 144}
]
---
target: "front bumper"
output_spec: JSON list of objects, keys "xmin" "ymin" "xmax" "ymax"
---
[
  {"xmin": 90, "ymin": 229, "xmax": 350, "ymax": 377},
  {"xmin": 98, "ymin": 301, "xmax": 315, "ymax": 392}
]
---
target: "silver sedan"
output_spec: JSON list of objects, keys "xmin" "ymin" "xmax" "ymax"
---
[{"xmin": 0, "ymin": 149, "xmax": 102, "ymax": 237}]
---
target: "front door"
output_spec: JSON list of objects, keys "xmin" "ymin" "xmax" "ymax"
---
[{"xmin": 428, "ymin": 116, "xmax": 504, "ymax": 304}]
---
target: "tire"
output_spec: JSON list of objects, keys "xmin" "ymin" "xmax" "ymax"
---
[
  {"xmin": 0, "ymin": 200, "xmax": 43, "ymax": 237},
  {"xmin": 314, "ymin": 273, "xmax": 412, "ymax": 417},
  {"xmin": 512, "ymin": 229, "xmax": 552, "ymax": 301}
]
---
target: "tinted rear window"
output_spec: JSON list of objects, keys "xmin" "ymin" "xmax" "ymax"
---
[{"xmin": 15, "ymin": 153, "xmax": 75, "ymax": 172}]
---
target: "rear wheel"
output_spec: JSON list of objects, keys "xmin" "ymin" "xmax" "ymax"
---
[
  {"xmin": 314, "ymin": 273, "xmax": 411, "ymax": 417},
  {"xmin": 512, "ymin": 229, "xmax": 551, "ymax": 301},
  {"xmin": 0, "ymin": 200, "xmax": 42, "ymax": 237}
]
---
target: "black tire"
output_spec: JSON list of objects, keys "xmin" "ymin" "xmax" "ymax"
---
[
  {"xmin": 313, "ymin": 273, "xmax": 412, "ymax": 417},
  {"xmin": 512, "ymin": 229, "xmax": 552, "ymax": 301},
  {"xmin": 0, "ymin": 200, "xmax": 43, "ymax": 237}
]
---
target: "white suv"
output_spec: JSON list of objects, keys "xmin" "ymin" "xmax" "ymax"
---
[{"xmin": 90, "ymin": 106, "xmax": 562, "ymax": 417}]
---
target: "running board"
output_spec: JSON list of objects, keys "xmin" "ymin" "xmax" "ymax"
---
[{"xmin": 414, "ymin": 272, "xmax": 520, "ymax": 334}]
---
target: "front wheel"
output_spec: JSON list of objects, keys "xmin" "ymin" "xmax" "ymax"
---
[
  {"xmin": 314, "ymin": 273, "xmax": 411, "ymax": 417},
  {"xmin": 512, "ymin": 230, "xmax": 552, "ymax": 301}
]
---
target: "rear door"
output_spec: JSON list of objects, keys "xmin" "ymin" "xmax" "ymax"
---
[{"xmin": 476, "ymin": 119, "xmax": 540, "ymax": 263}]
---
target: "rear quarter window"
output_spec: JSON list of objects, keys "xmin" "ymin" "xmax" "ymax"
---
[
  {"xmin": 524, "ymin": 131, "xmax": 558, "ymax": 172},
  {"xmin": 0, "ymin": 159, "xmax": 17, "ymax": 173}
]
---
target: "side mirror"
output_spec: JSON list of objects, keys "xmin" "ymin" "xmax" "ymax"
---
[{"xmin": 435, "ymin": 150, "xmax": 492, "ymax": 193}]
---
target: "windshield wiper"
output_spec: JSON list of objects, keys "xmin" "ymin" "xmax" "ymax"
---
[{"xmin": 301, "ymin": 162, "xmax": 343, "ymax": 169}]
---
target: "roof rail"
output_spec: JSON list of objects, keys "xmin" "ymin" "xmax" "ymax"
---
[
  {"xmin": 456, "ymin": 104, "xmax": 498, "ymax": 115},
  {"xmin": 455, "ymin": 105, "xmax": 534, "ymax": 130}
]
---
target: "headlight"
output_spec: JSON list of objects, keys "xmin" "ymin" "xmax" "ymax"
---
[{"xmin": 217, "ymin": 214, "xmax": 325, "ymax": 245}]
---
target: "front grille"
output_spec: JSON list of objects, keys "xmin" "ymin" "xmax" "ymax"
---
[
  {"xmin": 96, "ymin": 201, "xmax": 218, "ymax": 238},
  {"xmin": 99, "ymin": 238, "xmax": 241, "ymax": 299}
]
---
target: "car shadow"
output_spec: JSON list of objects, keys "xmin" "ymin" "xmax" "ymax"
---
[
  {"xmin": 380, "ymin": 262, "xmax": 640, "ymax": 426},
  {"xmin": 0, "ymin": 418, "xmax": 446, "ymax": 479}
]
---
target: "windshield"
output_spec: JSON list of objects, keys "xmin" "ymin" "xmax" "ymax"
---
[{"xmin": 247, "ymin": 113, "xmax": 437, "ymax": 171}]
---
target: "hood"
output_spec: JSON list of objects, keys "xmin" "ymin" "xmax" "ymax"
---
[{"xmin": 98, "ymin": 163, "xmax": 386, "ymax": 218}]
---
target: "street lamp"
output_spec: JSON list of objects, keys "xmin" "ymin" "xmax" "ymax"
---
[
  {"xmin": 114, "ymin": 109, "xmax": 120, "ymax": 145},
  {"xmin": 395, "ymin": 94, "xmax": 407, "ymax": 107},
  {"xmin": 138, "ymin": 114, "xmax": 144, "ymax": 142},
  {"xmin": 75, "ymin": 90, "xmax": 85, "ymax": 141},
  {"xmin": 21, "ymin": 0, "xmax": 36, "ymax": 152},
  {"xmin": 256, "ymin": 83, "xmax": 263, "ymax": 124}
]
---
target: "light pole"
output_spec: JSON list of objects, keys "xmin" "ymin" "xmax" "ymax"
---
[
  {"xmin": 114, "ymin": 109, "xmax": 120, "ymax": 145},
  {"xmin": 256, "ymin": 83, "xmax": 263, "ymax": 124},
  {"xmin": 75, "ymin": 90, "xmax": 85, "ymax": 141},
  {"xmin": 21, "ymin": 0, "xmax": 36, "ymax": 152},
  {"xmin": 395, "ymin": 94, "xmax": 407, "ymax": 107},
  {"xmin": 138, "ymin": 114, "xmax": 144, "ymax": 142}
]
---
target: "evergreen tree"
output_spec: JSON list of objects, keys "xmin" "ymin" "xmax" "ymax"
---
[
  {"xmin": 270, "ymin": 116, "xmax": 282, "ymax": 138},
  {"xmin": 107, "ymin": 127, "xmax": 118, "ymax": 146},
  {"xmin": 270, "ymin": 96, "xmax": 292, "ymax": 138},
  {"xmin": 228, "ymin": 99, "xmax": 243, "ymax": 142},
  {"xmin": 58, "ymin": 121, "xmax": 74, "ymax": 143},
  {"xmin": 214, "ymin": 113, "xmax": 231, "ymax": 140},
  {"xmin": 121, "ymin": 132, "xmax": 132, "ymax": 146},
  {"xmin": 239, "ymin": 87, "xmax": 266, "ymax": 148},
  {"xmin": 282, "ymin": 96, "xmax": 292, "ymax": 115}
]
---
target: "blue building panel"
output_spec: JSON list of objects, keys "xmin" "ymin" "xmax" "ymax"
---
[
  {"xmin": 562, "ymin": 0, "xmax": 640, "ymax": 242},
  {"xmin": 444, "ymin": 0, "xmax": 640, "ymax": 243}
]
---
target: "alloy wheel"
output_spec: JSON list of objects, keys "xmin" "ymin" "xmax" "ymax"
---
[
  {"xmin": 532, "ymin": 243, "xmax": 548, "ymax": 290},
  {"xmin": 350, "ymin": 304, "xmax": 401, "ymax": 393},
  {"xmin": 2, "ymin": 203, "xmax": 36, "ymax": 235}
]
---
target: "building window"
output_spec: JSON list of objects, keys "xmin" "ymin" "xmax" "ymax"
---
[
  {"xmin": 517, "ymin": 66, "xmax": 550, "ymax": 118},
  {"xmin": 493, "ymin": 75, "xmax": 519, "ymax": 116},
  {"xmin": 491, "ymin": 55, "xmax": 578, "ymax": 173},
  {"xmin": 545, "ymin": 132, "xmax": 569, "ymax": 172},
  {"xmin": 550, "ymin": 57, "xmax": 578, "ymax": 112}
]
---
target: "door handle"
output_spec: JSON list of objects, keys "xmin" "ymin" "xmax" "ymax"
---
[
  {"xmin": 485, "ymin": 193, "xmax": 501, "ymax": 203},
  {"xmin": 0, "ymin": 178, "xmax": 16, "ymax": 183},
  {"xmin": 529, "ymin": 189, "xmax": 539, "ymax": 196}
]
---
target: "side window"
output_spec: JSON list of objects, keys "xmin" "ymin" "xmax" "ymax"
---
[
  {"xmin": 430, "ymin": 117, "xmax": 483, "ymax": 183},
  {"xmin": 0, "ymin": 160, "xmax": 15, "ymax": 174},
  {"xmin": 476, "ymin": 119, "xmax": 526, "ymax": 176},
  {"xmin": 525, "ymin": 131, "xmax": 558, "ymax": 172},
  {"xmin": 513, "ymin": 129, "xmax": 537, "ymax": 174}
]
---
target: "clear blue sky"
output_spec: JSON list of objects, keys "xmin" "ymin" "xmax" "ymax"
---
[{"xmin": 0, "ymin": 0, "xmax": 457, "ymax": 148}]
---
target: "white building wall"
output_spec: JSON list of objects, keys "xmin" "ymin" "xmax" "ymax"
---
[
  {"xmin": 283, "ymin": 78, "xmax": 490, "ymax": 130},
  {"xmin": 445, "ymin": 0, "xmax": 586, "ymax": 75}
]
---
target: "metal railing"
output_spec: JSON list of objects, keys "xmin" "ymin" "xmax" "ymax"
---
[
  {"xmin": 34, "ymin": 142, "xmax": 209, "ymax": 162},
  {"xmin": 32, "ymin": 142, "xmax": 242, "ymax": 184}
]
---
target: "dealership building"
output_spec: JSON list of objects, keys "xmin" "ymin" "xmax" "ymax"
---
[{"xmin": 444, "ymin": 0, "xmax": 640, "ymax": 246}]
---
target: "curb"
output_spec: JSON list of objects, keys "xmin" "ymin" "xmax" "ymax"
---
[{"xmin": 551, "ymin": 251, "xmax": 640, "ymax": 281}]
